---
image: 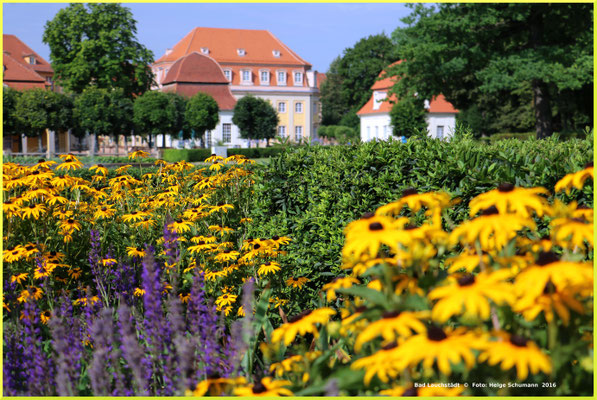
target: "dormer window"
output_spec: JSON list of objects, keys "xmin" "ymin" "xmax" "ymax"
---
[
  {"xmin": 272, "ymin": 50, "xmax": 281, "ymax": 58},
  {"xmin": 25, "ymin": 56, "xmax": 36, "ymax": 65},
  {"xmin": 237, "ymin": 48, "xmax": 246, "ymax": 56},
  {"xmin": 201, "ymin": 47, "xmax": 209, "ymax": 55}
]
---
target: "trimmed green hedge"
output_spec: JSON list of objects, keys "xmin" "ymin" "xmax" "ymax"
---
[
  {"xmin": 161, "ymin": 149, "xmax": 212, "ymax": 162},
  {"xmin": 227, "ymin": 147, "xmax": 287, "ymax": 159},
  {"xmin": 247, "ymin": 135, "xmax": 593, "ymax": 290}
]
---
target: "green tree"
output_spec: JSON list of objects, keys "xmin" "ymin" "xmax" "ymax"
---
[
  {"xmin": 3, "ymin": 87, "xmax": 23, "ymax": 137},
  {"xmin": 134, "ymin": 91, "xmax": 186, "ymax": 147},
  {"xmin": 389, "ymin": 96, "xmax": 428, "ymax": 138},
  {"xmin": 184, "ymin": 93, "xmax": 219, "ymax": 148},
  {"xmin": 74, "ymin": 87, "xmax": 132, "ymax": 152},
  {"xmin": 232, "ymin": 96, "xmax": 279, "ymax": 147},
  {"xmin": 320, "ymin": 34, "xmax": 395, "ymax": 129},
  {"xmin": 389, "ymin": 3, "xmax": 593, "ymax": 138},
  {"xmin": 42, "ymin": 3, "xmax": 154, "ymax": 98}
]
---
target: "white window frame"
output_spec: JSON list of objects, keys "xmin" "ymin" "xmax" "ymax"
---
[
  {"xmin": 278, "ymin": 125, "xmax": 286, "ymax": 137},
  {"xmin": 222, "ymin": 123, "xmax": 232, "ymax": 143},
  {"xmin": 437, "ymin": 125, "xmax": 444, "ymax": 139},
  {"xmin": 277, "ymin": 70, "xmax": 287, "ymax": 86},
  {"xmin": 293, "ymin": 71, "xmax": 303, "ymax": 86},
  {"xmin": 295, "ymin": 102, "xmax": 303, "ymax": 113},
  {"xmin": 241, "ymin": 69, "xmax": 252, "ymax": 84},
  {"xmin": 259, "ymin": 70, "xmax": 270, "ymax": 85},
  {"xmin": 295, "ymin": 126, "xmax": 303, "ymax": 141},
  {"xmin": 223, "ymin": 69, "xmax": 232, "ymax": 82},
  {"xmin": 273, "ymin": 50, "xmax": 281, "ymax": 58},
  {"xmin": 277, "ymin": 101, "xmax": 286, "ymax": 113}
]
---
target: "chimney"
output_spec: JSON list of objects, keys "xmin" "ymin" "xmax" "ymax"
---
[{"xmin": 165, "ymin": 48, "xmax": 172, "ymax": 56}]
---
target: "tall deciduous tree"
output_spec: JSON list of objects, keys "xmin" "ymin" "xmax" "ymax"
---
[
  {"xmin": 3, "ymin": 88, "xmax": 23, "ymax": 137},
  {"xmin": 43, "ymin": 3, "xmax": 154, "ymax": 98},
  {"xmin": 389, "ymin": 3, "xmax": 593, "ymax": 138},
  {"xmin": 232, "ymin": 96, "xmax": 279, "ymax": 147},
  {"xmin": 184, "ymin": 93, "xmax": 219, "ymax": 148},
  {"xmin": 133, "ymin": 91, "xmax": 186, "ymax": 147},
  {"xmin": 320, "ymin": 34, "xmax": 395, "ymax": 129},
  {"xmin": 389, "ymin": 96, "xmax": 428, "ymax": 138}
]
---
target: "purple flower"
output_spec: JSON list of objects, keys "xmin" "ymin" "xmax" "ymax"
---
[
  {"xmin": 3, "ymin": 325, "xmax": 27, "ymax": 395},
  {"xmin": 117, "ymin": 303, "xmax": 150, "ymax": 395}
]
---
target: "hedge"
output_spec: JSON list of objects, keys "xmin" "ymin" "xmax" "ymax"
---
[
  {"xmin": 246, "ymin": 135, "xmax": 594, "ymax": 290},
  {"xmin": 227, "ymin": 147, "xmax": 287, "ymax": 159},
  {"xmin": 161, "ymin": 148, "xmax": 212, "ymax": 162}
]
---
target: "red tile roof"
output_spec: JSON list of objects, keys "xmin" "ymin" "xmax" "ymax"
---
[
  {"xmin": 358, "ymin": 61, "xmax": 457, "ymax": 116},
  {"xmin": 155, "ymin": 27, "xmax": 311, "ymax": 67},
  {"xmin": 3, "ymin": 34, "xmax": 53, "ymax": 74},
  {"xmin": 317, "ymin": 72, "xmax": 326, "ymax": 90},
  {"xmin": 3, "ymin": 51, "xmax": 46, "ymax": 88},
  {"xmin": 162, "ymin": 83, "xmax": 237, "ymax": 111},
  {"xmin": 162, "ymin": 52, "xmax": 229, "ymax": 85}
]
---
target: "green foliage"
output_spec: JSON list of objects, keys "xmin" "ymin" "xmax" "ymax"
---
[
  {"xmin": 3, "ymin": 87, "xmax": 23, "ymax": 136},
  {"xmin": 73, "ymin": 87, "xmax": 131, "ymax": 138},
  {"xmin": 320, "ymin": 34, "xmax": 396, "ymax": 129},
  {"xmin": 42, "ymin": 3, "xmax": 154, "ymax": 97},
  {"xmin": 227, "ymin": 147, "xmax": 287, "ymax": 159},
  {"xmin": 14, "ymin": 89, "xmax": 74, "ymax": 139},
  {"xmin": 133, "ymin": 91, "xmax": 186, "ymax": 141},
  {"xmin": 248, "ymin": 137, "xmax": 593, "ymax": 292},
  {"xmin": 161, "ymin": 148, "xmax": 212, "ymax": 163},
  {"xmin": 232, "ymin": 96, "xmax": 279, "ymax": 145},
  {"xmin": 389, "ymin": 96, "xmax": 427, "ymax": 138},
  {"xmin": 318, "ymin": 125, "xmax": 360, "ymax": 144},
  {"xmin": 184, "ymin": 92, "xmax": 219, "ymax": 142},
  {"xmin": 389, "ymin": 3, "xmax": 593, "ymax": 138}
]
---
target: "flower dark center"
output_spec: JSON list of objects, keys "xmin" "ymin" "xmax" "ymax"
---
[
  {"xmin": 361, "ymin": 212, "xmax": 375, "ymax": 219},
  {"xmin": 101, "ymin": 207, "xmax": 107, "ymax": 211},
  {"xmin": 402, "ymin": 387, "xmax": 418, "ymax": 396},
  {"xmin": 402, "ymin": 187, "xmax": 418, "ymax": 197},
  {"xmin": 481, "ymin": 206, "xmax": 499, "ymax": 216},
  {"xmin": 584, "ymin": 161, "xmax": 593, "ymax": 169},
  {"xmin": 198, "ymin": 241, "xmax": 205, "ymax": 245},
  {"xmin": 136, "ymin": 247, "xmax": 143, "ymax": 251},
  {"xmin": 536, "ymin": 251, "xmax": 559, "ymax": 266},
  {"xmin": 427, "ymin": 325, "xmax": 447, "ymax": 341},
  {"xmin": 289, "ymin": 309, "xmax": 312, "ymax": 323},
  {"xmin": 543, "ymin": 281, "xmax": 556, "ymax": 295},
  {"xmin": 404, "ymin": 224, "xmax": 417, "ymax": 230},
  {"xmin": 211, "ymin": 153, "xmax": 216, "ymax": 157},
  {"xmin": 272, "ymin": 235, "xmax": 280, "ymax": 240},
  {"xmin": 224, "ymin": 250, "xmax": 231, "ymax": 254},
  {"xmin": 25, "ymin": 245, "xmax": 34, "ymax": 250},
  {"xmin": 50, "ymin": 251, "xmax": 57, "ymax": 256},
  {"xmin": 571, "ymin": 217, "xmax": 587, "ymax": 224},
  {"xmin": 498, "ymin": 183, "xmax": 515, "ymax": 192},
  {"xmin": 509, "ymin": 334, "xmax": 528, "ymax": 347},
  {"xmin": 457, "ymin": 274, "xmax": 475, "ymax": 287},
  {"xmin": 38, "ymin": 159, "xmax": 45, "ymax": 163},
  {"xmin": 355, "ymin": 305, "xmax": 368, "ymax": 313},
  {"xmin": 369, "ymin": 222, "xmax": 384, "ymax": 231},
  {"xmin": 254, "ymin": 244, "xmax": 261, "ymax": 250},
  {"xmin": 32, "ymin": 171, "xmax": 40, "ymax": 175},
  {"xmin": 382, "ymin": 310, "xmax": 402, "ymax": 319},
  {"xmin": 29, "ymin": 205, "xmax": 36, "ymax": 209},
  {"xmin": 97, "ymin": 164, "xmax": 104, "ymax": 168},
  {"xmin": 176, "ymin": 219, "xmax": 182, "ymax": 223},
  {"xmin": 264, "ymin": 262, "xmax": 271, "ymax": 266},
  {"xmin": 67, "ymin": 219, "xmax": 74, "ymax": 224},
  {"xmin": 252, "ymin": 382, "xmax": 267, "ymax": 394},
  {"xmin": 382, "ymin": 342, "xmax": 398, "ymax": 351}
]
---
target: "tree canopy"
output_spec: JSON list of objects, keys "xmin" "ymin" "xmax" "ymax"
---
[
  {"xmin": 74, "ymin": 87, "xmax": 131, "ymax": 137},
  {"xmin": 133, "ymin": 91, "xmax": 186, "ymax": 142},
  {"xmin": 320, "ymin": 34, "xmax": 396, "ymax": 129},
  {"xmin": 388, "ymin": 3, "xmax": 593, "ymax": 138},
  {"xmin": 232, "ymin": 96, "xmax": 279, "ymax": 146},
  {"xmin": 389, "ymin": 96, "xmax": 428, "ymax": 138},
  {"xmin": 43, "ymin": 3, "xmax": 154, "ymax": 97},
  {"xmin": 3, "ymin": 88, "xmax": 23, "ymax": 136},
  {"xmin": 15, "ymin": 89, "xmax": 73, "ymax": 138},
  {"xmin": 184, "ymin": 93, "xmax": 219, "ymax": 144}
]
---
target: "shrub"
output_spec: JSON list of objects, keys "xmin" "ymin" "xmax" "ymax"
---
[
  {"xmin": 227, "ymin": 147, "xmax": 287, "ymax": 159},
  {"xmin": 161, "ymin": 148, "xmax": 211, "ymax": 162}
]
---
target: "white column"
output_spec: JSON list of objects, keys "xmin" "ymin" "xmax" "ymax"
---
[{"xmin": 46, "ymin": 130, "xmax": 56, "ymax": 158}]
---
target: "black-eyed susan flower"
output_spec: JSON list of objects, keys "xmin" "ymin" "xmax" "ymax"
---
[
  {"xmin": 168, "ymin": 219, "xmax": 193, "ymax": 234},
  {"xmin": 469, "ymin": 183, "xmax": 549, "ymax": 218},
  {"xmin": 40, "ymin": 310, "xmax": 51, "ymax": 324},
  {"xmin": 513, "ymin": 281, "xmax": 585, "ymax": 325},
  {"xmin": 179, "ymin": 293, "xmax": 191, "ymax": 303},
  {"xmin": 126, "ymin": 247, "xmax": 146, "ymax": 258},
  {"xmin": 343, "ymin": 213, "xmax": 410, "ymax": 259},
  {"xmin": 89, "ymin": 164, "xmax": 109, "ymax": 176},
  {"xmin": 210, "ymin": 202, "xmax": 234, "ymax": 214},
  {"xmin": 214, "ymin": 250, "xmax": 240, "ymax": 263},
  {"xmin": 208, "ymin": 225, "xmax": 235, "ymax": 236},
  {"xmin": 4, "ymin": 246, "xmax": 26, "ymax": 263},
  {"xmin": 321, "ymin": 276, "xmax": 360, "ymax": 302},
  {"xmin": 122, "ymin": 211, "xmax": 149, "ymax": 223},
  {"xmin": 428, "ymin": 270, "xmax": 515, "ymax": 322},
  {"xmin": 350, "ymin": 342, "xmax": 408, "ymax": 385},
  {"xmin": 56, "ymin": 155, "xmax": 83, "ymax": 171},
  {"xmin": 354, "ymin": 310, "xmax": 429, "ymax": 351},
  {"xmin": 133, "ymin": 288, "xmax": 146, "ymax": 297},
  {"xmin": 128, "ymin": 150, "xmax": 150, "ymax": 160},
  {"xmin": 68, "ymin": 267, "xmax": 83, "ymax": 280},
  {"xmin": 478, "ymin": 332, "xmax": 552, "ymax": 380},
  {"xmin": 21, "ymin": 203, "xmax": 47, "ymax": 220},
  {"xmin": 555, "ymin": 162, "xmax": 593, "ymax": 195},
  {"xmin": 270, "ymin": 296, "xmax": 289, "ymax": 308},
  {"xmin": 233, "ymin": 377, "xmax": 293, "ymax": 396},
  {"xmin": 271, "ymin": 308, "xmax": 336, "ymax": 346},
  {"xmin": 445, "ymin": 250, "xmax": 490, "ymax": 273},
  {"xmin": 449, "ymin": 206, "xmax": 535, "ymax": 251},
  {"xmin": 136, "ymin": 218, "xmax": 156, "ymax": 230},
  {"xmin": 257, "ymin": 261, "xmax": 281, "ymax": 276},
  {"xmin": 376, "ymin": 188, "xmax": 452, "ymax": 216},
  {"xmin": 59, "ymin": 218, "xmax": 82, "ymax": 234},
  {"xmin": 10, "ymin": 273, "xmax": 28, "ymax": 284},
  {"xmin": 100, "ymin": 258, "xmax": 117, "ymax": 267},
  {"xmin": 550, "ymin": 216, "xmax": 593, "ymax": 249},
  {"xmin": 190, "ymin": 376, "xmax": 247, "ymax": 397},
  {"xmin": 216, "ymin": 293, "xmax": 237, "ymax": 308},
  {"xmin": 286, "ymin": 276, "xmax": 309, "ymax": 289}
]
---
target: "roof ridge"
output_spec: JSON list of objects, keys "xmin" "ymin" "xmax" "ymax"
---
[{"xmin": 266, "ymin": 30, "xmax": 310, "ymax": 67}]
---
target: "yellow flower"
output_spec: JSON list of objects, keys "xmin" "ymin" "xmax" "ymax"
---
[
  {"xmin": 470, "ymin": 183, "xmax": 549, "ymax": 218},
  {"xmin": 56, "ymin": 155, "xmax": 83, "ymax": 171},
  {"xmin": 271, "ymin": 308, "xmax": 336, "ymax": 346},
  {"xmin": 257, "ymin": 261, "xmax": 281, "ymax": 276},
  {"xmin": 128, "ymin": 150, "xmax": 150, "ymax": 160},
  {"xmin": 21, "ymin": 203, "xmax": 48, "ymax": 220},
  {"xmin": 40, "ymin": 310, "xmax": 51, "ymax": 324},
  {"xmin": 179, "ymin": 293, "xmax": 191, "ymax": 303},
  {"xmin": 513, "ymin": 282, "xmax": 585, "ymax": 325},
  {"xmin": 285, "ymin": 276, "xmax": 309, "ymax": 289},
  {"xmin": 133, "ymin": 288, "xmax": 146, "ymax": 297},
  {"xmin": 321, "ymin": 276, "xmax": 360, "ymax": 302},
  {"xmin": 216, "ymin": 293, "xmax": 238, "ymax": 308},
  {"xmin": 210, "ymin": 202, "xmax": 234, "ymax": 214},
  {"xmin": 4, "ymin": 246, "xmax": 26, "ymax": 263},
  {"xmin": 354, "ymin": 310, "xmax": 428, "ymax": 351},
  {"xmin": 94, "ymin": 205, "xmax": 116, "ymax": 220},
  {"xmin": 100, "ymin": 258, "xmax": 117, "ymax": 267},
  {"xmin": 190, "ymin": 376, "xmax": 247, "ymax": 396},
  {"xmin": 343, "ymin": 213, "xmax": 410, "ymax": 259},
  {"xmin": 208, "ymin": 225, "xmax": 235, "ymax": 236},
  {"xmin": 233, "ymin": 377, "xmax": 293, "ymax": 397},
  {"xmin": 554, "ymin": 162, "xmax": 593, "ymax": 194},
  {"xmin": 168, "ymin": 219, "xmax": 193, "ymax": 233},
  {"xmin": 122, "ymin": 211, "xmax": 149, "ymax": 223},
  {"xmin": 449, "ymin": 206, "xmax": 535, "ymax": 251},
  {"xmin": 59, "ymin": 218, "xmax": 82, "ymax": 234},
  {"xmin": 445, "ymin": 250, "xmax": 490, "ymax": 273},
  {"xmin": 126, "ymin": 247, "xmax": 146, "ymax": 258},
  {"xmin": 214, "ymin": 250, "xmax": 240, "ymax": 262},
  {"xmin": 478, "ymin": 332, "xmax": 552, "ymax": 380},
  {"xmin": 550, "ymin": 216, "xmax": 593, "ymax": 249},
  {"xmin": 89, "ymin": 164, "xmax": 109, "ymax": 176},
  {"xmin": 428, "ymin": 270, "xmax": 515, "ymax": 322},
  {"xmin": 375, "ymin": 188, "xmax": 452, "ymax": 215},
  {"xmin": 11, "ymin": 273, "xmax": 28, "ymax": 284}
]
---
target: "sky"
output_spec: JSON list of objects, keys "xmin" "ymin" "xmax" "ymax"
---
[{"xmin": 2, "ymin": 2, "xmax": 413, "ymax": 73}]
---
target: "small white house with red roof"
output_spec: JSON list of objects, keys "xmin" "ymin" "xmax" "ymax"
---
[{"xmin": 357, "ymin": 62, "xmax": 458, "ymax": 141}]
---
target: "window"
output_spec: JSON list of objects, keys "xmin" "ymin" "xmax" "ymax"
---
[
  {"xmin": 277, "ymin": 71, "xmax": 287, "ymax": 85},
  {"xmin": 277, "ymin": 102, "xmax": 286, "ymax": 113},
  {"xmin": 375, "ymin": 126, "xmax": 379, "ymax": 138},
  {"xmin": 278, "ymin": 125, "xmax": 286, "ymax": 137},
  {"xmin": 437, "ymin": 125, "xmax": 444, "ymax": 139},
  {"xmin": 383, "ymin": 125, "xmax": 388, "ymax": 138},
  {"xmin": 237, "ymin": 48, "xmax": 246, "ymax": 56},
  {"xmin": 205, "ymin": 131, "xmax": 212, "ymax": 147},
  {"xmin": 295, "ymin": 102, "xmax": 303, "ymax": 113},
  {"xmin": 273, "ymin": 50, "xmax": 281, "ymax": 57},
  {"xmin": 223, "ymin": 69, "xmax": 232, "ymax": 82},
  {"xmin": 366, "ymin": 126, "xmax": 370, "ymax": 141},
  {"xmin": 293, "ymin": 72, "xmax": 303, "ymax": 86},
  {"xmin": 260, "ymin": 70, "xmax": 270, "ymax": 85},
  {"xmin": 222, "ymin": 123, "xmax": 232, "ymax": 143},
  {"xmin": 241, "ymin": 70, "xmax": 252, "ymax": 83},
  {"xmin": 294, "ymin": 126, "xmax": 303, "ymax": 141},
  {"xmin": 28, "ymin": 56, "xmax": 36, "ymax": 65},
  {"xmin": 201, "ymin": 47, "xmax": 209, "ymax": 55}
]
